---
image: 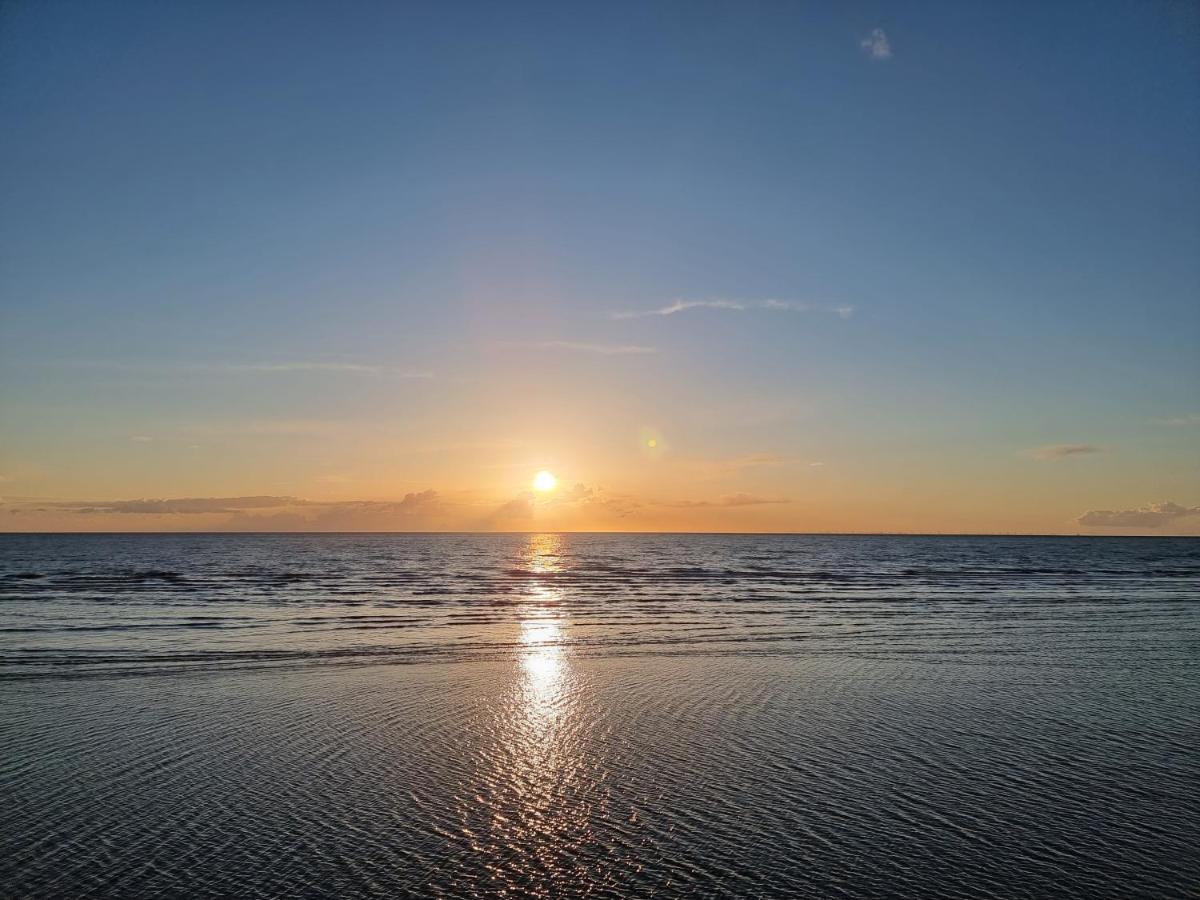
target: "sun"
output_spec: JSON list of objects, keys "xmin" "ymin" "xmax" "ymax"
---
[{"xmin": 532, "ymin": 470, "xmax": 558, "ymax": 492}]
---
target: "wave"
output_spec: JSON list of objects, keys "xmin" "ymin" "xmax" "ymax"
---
[{"xmin": 1, "ymin": 533, "xmax": 1196, "ymax": 680}]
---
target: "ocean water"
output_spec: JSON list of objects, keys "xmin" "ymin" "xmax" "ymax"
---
[{"xmin": 1, "ymin": 533, "xmax": 1197, "ymax": 898}]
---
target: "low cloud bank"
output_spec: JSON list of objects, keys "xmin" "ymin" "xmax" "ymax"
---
[
  {"xmin": 1077, "ymin": 501, "xmax": 1200, "ymax": 528},
  {"xmin": 2, "ymin": 483, "xmax": 800, "ymax": 531},
  {"xmin": 8, "ymin": 492, "xmax": 445, "ymax": 530},
  {"xmin": 60, "ymin": 496, "xmax": 303, "ymax": 514}
]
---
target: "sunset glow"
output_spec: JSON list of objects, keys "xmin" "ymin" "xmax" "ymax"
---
[
  {"xmin": 0, "ymin": 3, "xmax": 1195, "ymax": 537},
  {"xmin": 1, "ymin": 7, "xmax": 1197, "ymax": 899}
]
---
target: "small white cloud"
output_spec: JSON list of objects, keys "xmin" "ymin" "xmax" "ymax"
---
[
  {"xmin": 809, "ymin": 461, "xmax": 825, "ymax": 467},
  {"xmin": 860, "ymin": 28, "xmax": 892, "ymax": 60},
  {"xmin": 130, "ymin": 435, "xmax": 153, "ymax": 443}
]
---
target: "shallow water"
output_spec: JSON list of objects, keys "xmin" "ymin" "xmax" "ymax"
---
[{"xmin": 2, "ymin": 534, "xmax": 1198, "ymax": 897}]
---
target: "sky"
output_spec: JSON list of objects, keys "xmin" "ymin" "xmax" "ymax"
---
[{"xmin": 1, "ymin": 0, "xmax": 1198, "ymax": 534}]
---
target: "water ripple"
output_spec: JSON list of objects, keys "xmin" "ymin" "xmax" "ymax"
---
[{"xmin": 0, "ymin": 534, "xmax": 1197, "ymax": 897}]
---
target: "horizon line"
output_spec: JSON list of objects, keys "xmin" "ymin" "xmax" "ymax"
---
[{"xmin": 0, "ymin": 530, "xmax": 1193, "ymax": 538}]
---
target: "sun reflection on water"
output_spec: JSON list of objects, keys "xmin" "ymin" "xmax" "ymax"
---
[
  {"xmin": 524, "ymin": 532, "xmax": 565, "ymax": 576},
  {"xmin": 457, "ymin": 534, "xmax": 605, "ymax": 893},
  {"xmin": 517, "ymin": 535, "xmax": 570, "ymax": 731},
  {"xmin": 520, "ymin": 614, "xmax": 566, "ymax": 726}
]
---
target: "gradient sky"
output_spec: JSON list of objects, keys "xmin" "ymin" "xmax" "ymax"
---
[{"xmin": 1, "ymin": 1, "xmax": 1198, "ymax": 533}]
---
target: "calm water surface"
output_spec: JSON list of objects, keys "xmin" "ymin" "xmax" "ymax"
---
[{"xmin": 1, "ymin": 534, "xmax": 1197, "ymax": 898}]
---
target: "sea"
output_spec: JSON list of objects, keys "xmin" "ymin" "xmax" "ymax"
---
[{"xmin": 1, "ymin": 533, "xmax": 1197, "ymax": 898}]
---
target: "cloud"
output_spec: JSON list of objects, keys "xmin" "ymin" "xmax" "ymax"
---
[
  {"xmin": 612, "ymin": 298, "xmax": 853, "ymax": 320},
  {"xmin": 282, "ymin": 491, "xmax": 442, "ymax": 530},
  {"xmin": 680, "ymin": 453, "xmax": 792, "ymax": 480},
  {"xmin": 229, "ymin": 362, "xmax": 388, "ymax": 375},
  {"xmin": 1151, "ymin": 414, "xmax": 1200, "ymax": 427},
  {"xmin": 191, "ymin": 419, "xmax": 341, "ymax": 437},
  {"xmin": 47, "ymin": 360, "xmax": 433, "ymax": 379},
  {"xmin": 612, "ymin": 299, "xmax": 747, "ymax": 319},
  {"xmin": 1024, "ymin": 444, "xmax": 1102, "ymax": 460},
  {"xmin": 528, "ymin": 341, "xmax": 657, "ymax": 355},
  {"xmin": 33, "ymin": 491, "xmax": 444, "ymax": 524},
  {"xmin": 50, "ymin": 496, "xmax": 305, "ymax": 514},
  {"xmin": 763, "ymin": 299, "xmax": 855, "ymax": 319},
  {"xmin": 214, "ymin": 362, "xmax": 434, "ymax": 378},
  {"xmin": 663, "ymin": 493, "xmax": 790, "ymax": 508},
  {"xmin": 1076, "ymin": 501, "xmax": 1200, "ymax": 528},
  {"xmin": 130, "ymin": 435, "xmax": 153, "ymax": 443},
  {"xmin": 718, "ymin": 493, "xmax": 789, "ymax": 507},
  {"xmin": 490, "ymin": 494, "xmax": 536, "ymax": 525},
  {"xmin": 552, "ymin": 482, "xmax": 642, "ymax": 517},
  {"xmin": 860, "ymin": 28, "xmax": 892, "ymax": 60},
  {"xmin": 562, "ymin": 483, "xmax": 594, "ymax": 502}
]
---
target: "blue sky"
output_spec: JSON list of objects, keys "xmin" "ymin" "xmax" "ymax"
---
[{"xmin": 1, "ymin": 1, "xmax": 1197, "ymax": 532}]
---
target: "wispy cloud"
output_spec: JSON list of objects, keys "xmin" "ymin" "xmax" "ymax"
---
[
  {"xmin": 527, "ymin": 341, "xmax": 658, "ymax": 355},
  {"xmin": 612, "ymin": 299, "xmax": 746, "ymax": 319},
  {"xmin": 1024, "ymin": 444, "xmax": 1102, "ymax": 460},
  {"xmin": 611, "ymin": 299, "xmax": 853, "ymax": 320},
  {"xmin": 1150, "ymin": 414, "xmax": 1200, "ymax": 427},
  {"xmin": 226, "ymin": 362, "xmax": 388, "ymax": 375},
  {"xmin": 200, "ymin": 361, "xmax": 435, "ymax": 378},
  {"xmin": 663, "ymin": 493, "xmax": 790, "ymax": 508},
  {"xmin": 679, "ymin": 453, "xmax": 792, "ymax": 480},
  {"xmin": 46, "ymin": 360, "xmax": 433, "ymax": 379},
  {"xmin": 763, "ymin": 299, "xmax": 856, "ymax": 319},
  {"xmin": 860, "ymin": 28, "xmax": 892, "ymax": 60},
  {"xmin": 1077, "ymin": 501, "xmax": 1200, "ymax": 528},
  {"xmin": 183, "ymin": 419, "xmax": 342, "ymax": 438}
]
